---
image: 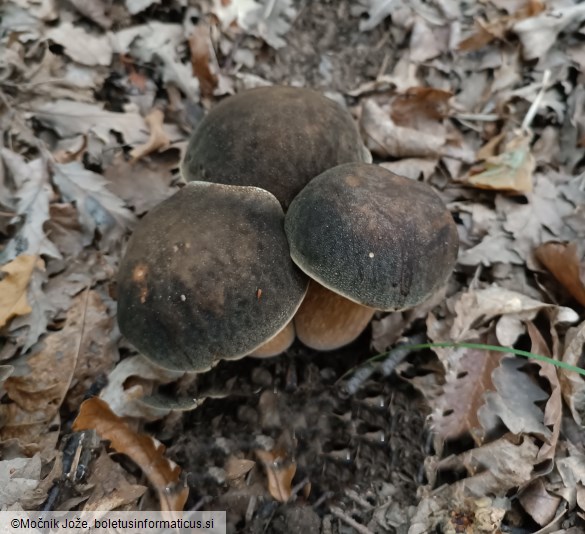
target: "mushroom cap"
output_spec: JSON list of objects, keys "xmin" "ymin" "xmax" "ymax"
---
[
  {"xmin": 117, "ymin": 181, "xmax": 308, "ymax": 371},
  {"xmin": 181, "ymin": 86, "xmax": 370, "ymax": 209},
  {"xmin": 285, "ymin": 163, "xmax": 459, "ymax": 311}
]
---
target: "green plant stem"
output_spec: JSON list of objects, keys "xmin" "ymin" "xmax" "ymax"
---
[{"xmin": 400, "ymin": 342, "xmax": 585, "ymax": 377}]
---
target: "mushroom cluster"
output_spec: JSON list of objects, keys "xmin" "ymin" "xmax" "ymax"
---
[{"xmin": 117, "ymin": 86, "xmax": 458, "ymax": 371}]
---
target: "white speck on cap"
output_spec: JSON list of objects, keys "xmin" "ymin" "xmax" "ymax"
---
[{"xmin": 368, "ymin": 252, "xmax": 375, "ymax": 258}]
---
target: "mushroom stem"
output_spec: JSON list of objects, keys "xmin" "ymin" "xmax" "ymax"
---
[
  {"xmin": 250, "ymin": 321, "xmax": 296, "ymax": 358},
  {"xmin": 294, "ymin": 281, "xmax": 375, "ymax": 351}
]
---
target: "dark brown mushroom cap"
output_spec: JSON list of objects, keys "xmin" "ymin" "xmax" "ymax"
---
[
  {"xmin": 181, "ymin": 86, "xmax": 370, "ymax": 209},
  {"xmin": 117, "ymin": 181, "xmax": 308, "ymax": 371},
  {"xmin": 285, "ymin": 163, "xmax": 459, "ymax": 311}
]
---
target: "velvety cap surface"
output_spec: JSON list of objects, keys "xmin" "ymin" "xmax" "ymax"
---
[
  {"xmin": 285, "ymin": 163, "xmax": 458, "ymax": 310},
  {"xmin": 118, "ymin": 181, "xmax": 308, "ymax": 371},
  {"xmin": 181, "ymin": 86, "xmax": 368, "ymax": 209}
]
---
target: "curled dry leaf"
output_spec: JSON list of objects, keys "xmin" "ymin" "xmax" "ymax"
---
[
  {"xmin": 224, "ymin": 456, "xmax": 256, "ymax": 487},
  {"xmin": 188, "ymin": 24, "xmax": 218, "ymax": 99},
  {"xmin": 73, "ymin": 397, "xmax": 188, "ymax": 511},
  {"xmin": 255, "ymin": 447, "xmax": 296, "ymax": 503},
  {"xmin": 535, "ymin": 241, "xmax": 585, "ymax": 307},
  {"xmin": 99, "ymin": 355, "xmax": 183, "ymax": 419},
  {"xmin": 468, "ymin": 133, "xmax": 535, "ymax": 194},
  {"xmin": 129, "ymin": 109, "xmax": 171, "ymax": 162},
  {"xmin": 0, "ymin": 255, "xmax": 36, "ymax": 328}
]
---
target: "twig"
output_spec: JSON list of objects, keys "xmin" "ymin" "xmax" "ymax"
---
[
  {"xmin": 521, "ymin": 69, "xmax": 551, "ymax": 134},
  {"xmin": 344, "ymin": 489, "xmax": 373, "ymax": 511},
  {"xmin": 330, "ymin": 506, "xmax": 375, "ymax": 534}
]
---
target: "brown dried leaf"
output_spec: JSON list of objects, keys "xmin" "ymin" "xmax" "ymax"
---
[
  {"xmin": 468, "ymin": 133, "xmax": 535, "ymax": 194},
  {"xmin": 559, "ymin": 320, "xmax": 585, "ymax": 426},
  {"xmin": 46, "ymin": 22, "xmax": 113, "ymax": 66},
  {"xmin": 0, "ymin": 149, "xmax": 60, "ymax": 261},
  {"xmin": 65, "ymin": 291, "xmax": 117, "ymax": 411},
  {"xmin": 0, "ymin": 255, "xmax": 36, "ymax": 328},
  {"xmin": 224, "ymin": 456, "xmax": 256, "ymax": 487},
  {"xmin": 3, "ymin": 290, "xmax": 89, "ymax": 422},
  {"xmin": 52, "ymin": 161, "xmax": 136, "ymax": 250},
  {"xmin": 432, "ymin": 346, "xmax": 502, "ymax": 444},
  {"xmin": 84, "ymin": 451, "xmax": 147, "ymax": 512},
  {"xmin": 73, "ymin": 397, "xmax": 188, "ymax": 511},
  {"xmin": 513, "ymin": 3, "xmax": 585, "ymax": 60},
  {"xmin": 99, "ymin": 355, "xmax": 183, "ymax": 419},
  {"xmin": 255, "ymin": 448, "xmax": 296, "ymax": 503},
  {"xmin": 129, "ymin": 109, "xmax": 171, "ymax": 162},
  {"xmin": 452, "ymin": 287, "xmax": 540, "ymax": 341},
  {"xmin": 188, "ymin": 24, "xmax": 218, "ymax": 98},
  {"xmin": 535, "ymin": 242, "xmax": 585, "ymax": 307},
  {"xmin": 477, "ymin": 357, "xmax": 550, "ymax": 441},
  {"xmin": 390, "ymin": 87, "xmax": 452, "ymax": 127},
  {"xmin": 361, "ymin": 99, "xmax": 444, "ymax": 158},
  {"xmin": 439, "ymin": 436, "xmax": 539, "ymax": 497},
  {"xmin": 519, "ymin": 478, "xmax": 561, "ymax": 527},
  {"xmin": 0, "ymin": 455, "xmax": 42, "ymax": 507},
  {"xmin": 104, "ymin": 152, "xmax": 179, "ymax": 216},
  {"xmin": 459, "ymin": 0, "xmax": 545, "ymax": 52},
  {"xmin": 526, "ymin": 322, "xmax": 561, "ymax": 464}
]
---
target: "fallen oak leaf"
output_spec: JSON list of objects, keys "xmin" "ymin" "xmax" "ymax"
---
[
  {"xmin": 535, "ymin": 241, "xmax": 585, "ymax": 307},
  {"xmin": 431, "ymin": 344, "xmax": 502, "ymax": 445},
  {"xmin": 0, "ymin": 255, "xmax": 36, "ymax": 328},
  {"xmin": 129, "ymin": 109, "xmax": 171, "ymax": 162},
  {"xmin": 73, "ymin": 397, "xmax": 188, "ymax": 511},
  {"xmin": 51, "ymin": 161, "xmax": 136, "ymax": 251}
]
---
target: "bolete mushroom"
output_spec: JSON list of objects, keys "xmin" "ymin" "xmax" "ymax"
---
[
  {"xmin": 118, "ymin": 182, "xmax": 308, "ymax": 371},
  {"xmin": 181, "ymin": 86, "xmax": 371, "ymax": 209},
  {"xmin": 285, "ymin": 163, "xmax": 458, "ymax": 350}
]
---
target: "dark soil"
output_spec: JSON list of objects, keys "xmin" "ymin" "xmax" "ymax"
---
[{"xmin": 163, "ymin": 329, "xmax": 428, "ymax": 533}]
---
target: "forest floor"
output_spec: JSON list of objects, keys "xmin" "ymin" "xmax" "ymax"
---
[{"xmin": 1, "ymin": 0, "xmax": 585, "ymax": 533}]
